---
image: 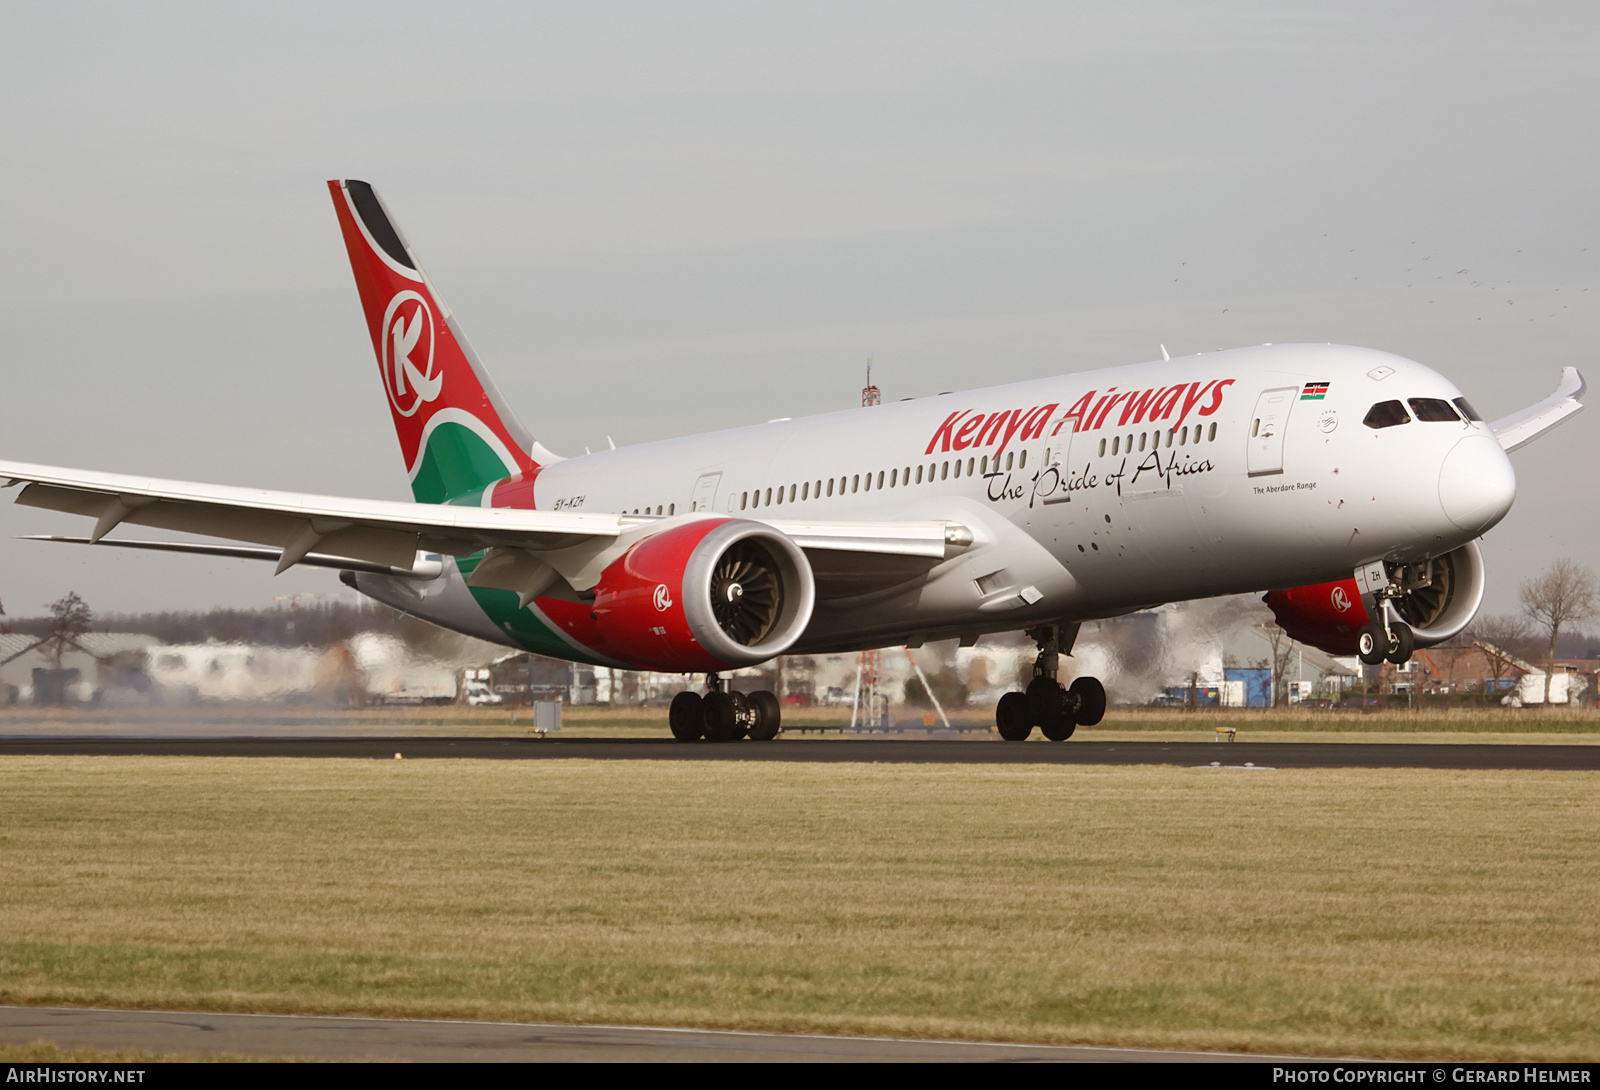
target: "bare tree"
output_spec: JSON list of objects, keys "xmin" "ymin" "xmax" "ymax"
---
[
  {"xmin": 1265, "ymin": 622, "xmax": 1296, "ymax": 707},
  {"xmin": 1521, "ymin": 560, "xmax": 1600, "ymax": 705},
  {"xmin": 42, "ymin": 592, "xmax": 92, "ymax": 672},
  {"xmin": 1468, "ymin": 613, "xmax": 1535, "ymax": 700}
]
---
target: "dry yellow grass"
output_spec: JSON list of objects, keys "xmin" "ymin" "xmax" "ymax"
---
[{"xmin": 0, "ymin": 756, "xmax": 1596, "ymax": 1060}]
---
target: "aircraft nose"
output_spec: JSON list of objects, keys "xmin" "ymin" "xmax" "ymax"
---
[{"xmin": 1438, "ymin": 434, "xmax": 1516, "ymax": 534}]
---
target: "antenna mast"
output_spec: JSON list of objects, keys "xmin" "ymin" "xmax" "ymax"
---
[{"xmin": 861, "ymin": 358, "xmax": 881, "ymax": 407}]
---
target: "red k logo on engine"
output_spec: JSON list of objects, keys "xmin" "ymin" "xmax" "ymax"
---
[{"xmin": 381, "ymin": 291, "xmax": 441, "ymax": 417}]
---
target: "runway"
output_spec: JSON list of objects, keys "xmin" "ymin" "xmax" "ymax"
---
[
  {"xmin": 3, "ymin": 736, "xmax": 1598, "ymax": 769},
  {"xmin": 0, "ymin": 1006, "xmax": 1309, "ymax": 1062}
]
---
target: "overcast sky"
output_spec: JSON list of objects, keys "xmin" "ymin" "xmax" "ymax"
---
[{"xmin": 0, "ymin": 2, "xmax": 1595, "ymax": 619}]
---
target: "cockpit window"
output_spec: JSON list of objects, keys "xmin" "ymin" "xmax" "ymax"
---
[
  {"xmin": 1408, "ymin": 397, "xmax": 1461, "ymax": 422},
  {"xmin": 1453, "ymin": 397, "xmax": 1483, "ymax": 421},
  {"xmin": 1363, "ymin": 400, "xmax": 1410, "ymax": 429}
]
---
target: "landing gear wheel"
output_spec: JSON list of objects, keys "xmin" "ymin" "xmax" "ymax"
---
[
  {"xmin": 1025, "ymin": 676, "xmax": 1066, "ymax": 727},
  {"xmin": 747, "ymin": 690, "xmax": 781, "ymax": 741},
  {"xmin": 1068, "ymin": 676, "xmax": 1106, "ymax": 727},
  {"xmin": 669, "ymin": 691, "xmax": 704, "ymax": 741},
  {"xmin": 1356, "ymin": 623, "xmax": 1386, "ymax": 666},
  {"xmin": 1384, "ymin": 621, "xmax": 1415, "ymax": 665},
  {"xmin": 996, "ymin": 691, "xmax": 1032, "ymax": 741},
  {"xmin": 702, "ymin": 690, "xmax": 741, "ymax": 742},
  {"xmin": 1040, "ymin": 714, "xmax": 1075, "ymax": 742}
]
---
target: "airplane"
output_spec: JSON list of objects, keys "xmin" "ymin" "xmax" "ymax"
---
[{"xmin": 0, "ymin": 180, "xmax": 1585, "ymax": 741}]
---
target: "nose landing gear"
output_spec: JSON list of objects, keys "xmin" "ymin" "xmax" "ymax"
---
[
  {"xmin": 1354, "ymin": 561, "xmax": 1420, "ymax": 666},
  {"xmin": 669, "ymin": 674, "xmax": 782, "ymax": 742},
  {"xmin": 1357, "ymin": 620, "xmax": 1414, "ymax": 666},
  {"xmin": 995, "ymin": 623, "xmax": 1105, "ymax": 741}
]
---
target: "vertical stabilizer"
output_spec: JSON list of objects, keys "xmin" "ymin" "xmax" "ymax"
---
[{"xmin": 328, "ymin": 180, "xmax": 558, "ymax": 503}]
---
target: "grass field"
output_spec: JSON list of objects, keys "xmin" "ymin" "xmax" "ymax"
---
[{"xmin": 1, "ymin": 756, "xmax": 1596, "ymax": 1060}]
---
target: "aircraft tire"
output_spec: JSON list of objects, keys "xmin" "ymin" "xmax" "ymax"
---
[
  {"xmin": 1025, "ymin": 676, "xmax": 1066, "ymax": 727},
  {"xmin": 1069, "ymin": 676, "xmax": 1106, "ymax": 727},
  {"xmin": 702, "ymin": 690, "xmax": 742, "ymax": 742},
  {"xmin": 1040, "ymin": 714, "xmax": 1075, "ymax": 741},
  {"xmin": 669, "ymin": 690, "xmax": 704, "ymax": 741},
  {"xmin": 996, "ymin": 691, "xmax": 1032, "ymax": 741},
  {"xmin": 1385, "ymin": 622, "xmax": 1416, "ymax": 665},
  {"xmin": 1357, "ymin": 623, "xmax": 1387, "ymax": 665},
  {"xmin": 747, "ymin": 690, "xmax": 782, "ymax": 741}
]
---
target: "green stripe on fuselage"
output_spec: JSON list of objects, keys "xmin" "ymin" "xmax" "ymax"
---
[
  {"xmin": 453, "ymin": 551, "xmax": 609, "ymax": 664},
  {"xmin": 414, "ymin": 422, "xmax": 604, "ymax": 664}
]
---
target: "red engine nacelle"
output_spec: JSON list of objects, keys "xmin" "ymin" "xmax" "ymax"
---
[
  {"xmin": 589, "ymin": 517, "xmax": 816, "ymax": 672},
  {"xmin": 1265, "ymin": 579, "xmax": 1372, "ymax": 655},
  {"xmin": 1265, "ymin": 541, "xmax": 1486, "ymax": 655}
]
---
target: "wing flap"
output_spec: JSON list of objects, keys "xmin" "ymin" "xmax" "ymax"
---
[{"xmin": 19, "ymin": 535, "xmax": 444, "ymax": 577}]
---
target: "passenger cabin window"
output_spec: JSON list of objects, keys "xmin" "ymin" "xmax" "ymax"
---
[
  {"xmin": 1363, "ymin": 400, "xmax": 1411, "ymax": 429},
  {"xmin": 1409, "ymin": 397, "xmax": 1460, "ymax": 422},
  {"xmin": 1453, "ymin": 397, "xmax": 1483, "ymax": 421}
]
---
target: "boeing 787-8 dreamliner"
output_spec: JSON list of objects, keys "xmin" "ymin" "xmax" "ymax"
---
[{"xmin": 0, "ymin": 181, "xmax": 1583, "ymax": 740}]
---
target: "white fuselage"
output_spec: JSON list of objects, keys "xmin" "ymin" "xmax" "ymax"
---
[{"xmin": 392, "ymin": 342, "xmax": 1509, "ymax": 654}]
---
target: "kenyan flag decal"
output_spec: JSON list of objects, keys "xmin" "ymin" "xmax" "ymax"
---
[{"xmin": 1301, "ymin": 381, "xmax": 1330, "ymax": 400}]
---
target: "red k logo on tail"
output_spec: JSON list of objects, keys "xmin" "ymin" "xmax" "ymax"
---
[
  {"xmin": 382, "ymin": 291, "xmax": 441, "ymax": 417},
  {"xmin": 330, "ymin": 179, "xmax": 545, "ymax": 503}
]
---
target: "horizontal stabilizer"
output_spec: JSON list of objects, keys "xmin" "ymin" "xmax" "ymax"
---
[{"xmin": 1491, "ymin": 366, "xmax": 1586, "ymax": 453}]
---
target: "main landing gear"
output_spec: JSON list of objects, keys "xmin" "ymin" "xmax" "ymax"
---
[
  {"xmin": 669, "ymin": 674, "xmax": 782, "ymax": 743},
  {"xmin": 994, "ymin": 623, "xmax": 1105, "ymax": 741}
]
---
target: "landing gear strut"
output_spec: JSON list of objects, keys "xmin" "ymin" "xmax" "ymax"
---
[
  {"xmin": 669, "ymin": 673, "xmax": 782, "ymax": 742},
  {"xmin": 995, "ymin": 623, "xmax": 1105, "ymax": 741}
]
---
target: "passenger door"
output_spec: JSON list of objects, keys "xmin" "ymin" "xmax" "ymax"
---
[
  {"xmin": 1246, "ymin": 387, "xmax": 1297, "ymax": 477},
  {"xmin": 690, "ymin": 472, "xmax": 722, "ymax": 512}
]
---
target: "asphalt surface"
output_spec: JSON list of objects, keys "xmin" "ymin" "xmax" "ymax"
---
[
  {"xmin": 0, "ymin": 1006, "xmax": 1309, "ymax": 1062},
  {"xmin": 2, "ymin": 736, "xmax": 1598, "ymax": 768}
]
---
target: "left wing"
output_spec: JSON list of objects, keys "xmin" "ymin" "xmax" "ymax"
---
[
  {"xmin": 0, "ymin": 459, "xmax": 623, "ymax": 574},
  {"xmin": 0, "ymin": 461, "xmax": 971, "ymax": 598}
]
